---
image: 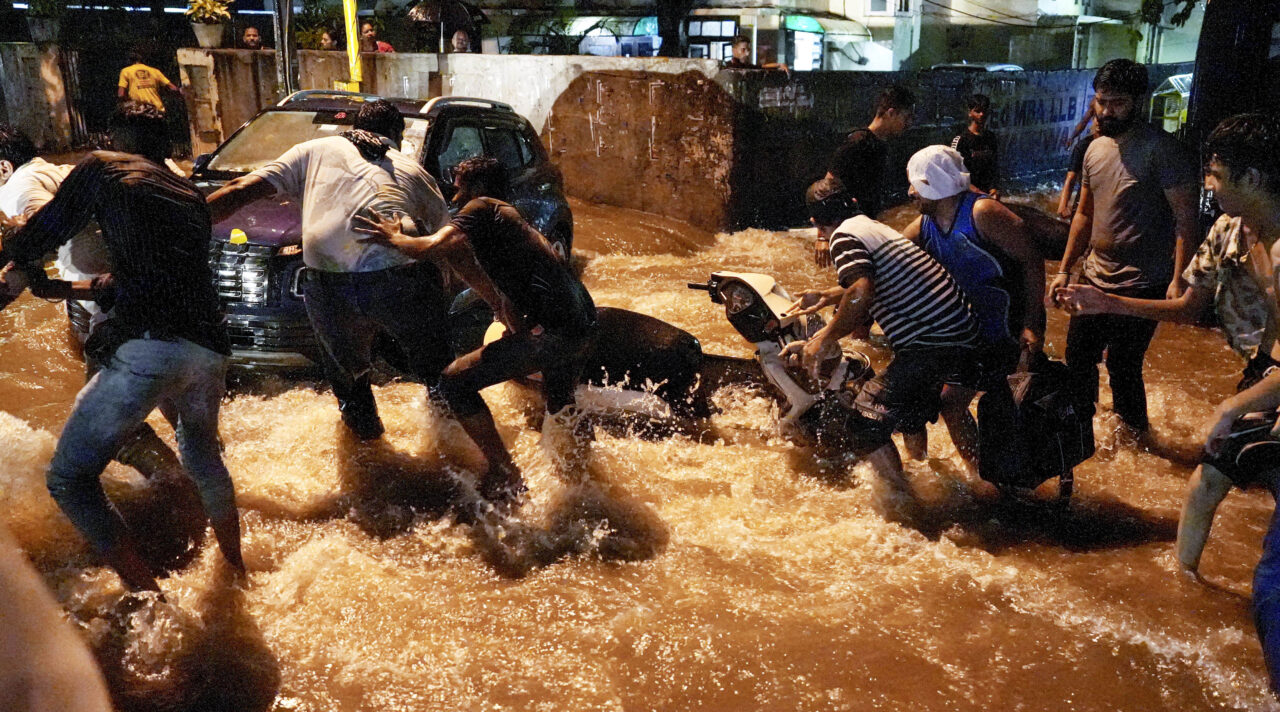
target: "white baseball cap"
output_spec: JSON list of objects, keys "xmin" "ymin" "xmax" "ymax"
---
[{"xmin": 907, "ymin": 145, "xmax": 970, "ymax": 200}]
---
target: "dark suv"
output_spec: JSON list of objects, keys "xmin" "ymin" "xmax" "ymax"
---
[{"xmin": 68, "ymin": 91, "xmax": 573, "ymax": 371}]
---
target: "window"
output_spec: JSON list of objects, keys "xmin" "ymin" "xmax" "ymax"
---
[
  {"xmin": 867, "ymin": 0, "xmax": 889, "ymax": 14},
  {"xmin": 437, "ymin": 123, "xmax": 483, "ymax": 180},
  {"xmin": 484, "ymin": 127, "xmax": 527, "ymax": 172}
]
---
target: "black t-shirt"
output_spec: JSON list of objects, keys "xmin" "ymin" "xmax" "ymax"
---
[
  {"xmin": 828, "ymin": 128, "xmax": 887, "ymax": 218},
  {"xmin": 7, "ymin": 151, "xmax": 229, "ymax": 357},
  {"xmin": 450, "ymin": 198, "xmax": 595, "ymax": 334},
  {"xmin": 723, "ymin": 57, "xmax": 760, "ymax": 70},
  {"xmin": 951, "ymin": 128, "xmax": 999, "ymax": 193},
  {"xmin": 1068, "ymin": 134, "xmax": 1095, "ymax": 175}
]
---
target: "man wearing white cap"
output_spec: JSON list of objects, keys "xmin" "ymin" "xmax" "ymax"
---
[{"xmin": 900, "ymin": 145, "xmax": 1046, "ymax": 486}]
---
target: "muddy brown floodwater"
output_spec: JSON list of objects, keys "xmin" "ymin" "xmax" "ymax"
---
[{"xmin": 0, "ymin": 195, "xmax": 1276, "ymax": 711}]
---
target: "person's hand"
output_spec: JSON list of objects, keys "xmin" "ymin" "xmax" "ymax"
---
[
  {"xmin": 1166, "ymin": 274, "xmax": 1187, "ymax": 300},
  {"xmin": 1044, "ymin": 272, "xmax": 1070, "ymax": 309},
  {"xmin": 1056, "ymin": 203, "xmax": 1073, "ymax": 220},
  {"xmin": 0, "ymin": 262, "xmax": 30, "ymax": 297},
  {"xmin": 783, "ymin": 289, "xmax": 835, "ymax": 318},
  {"xmin": 813, "ymin": 238, "xmax": 831, "ymax": 268},
  {"xmin": 1056, "ymin": 284, "xmax": 1111, "ymax": 315},
  {"xmin": 989, "ymin": 189, "xmax": 1001, "ymax": 200},
  {"xmin": 494, "ymin": 294, "xmax": 525, "ymax": 335},
  {"xmin": 1020, "ymin": 327, "xmax": 1043, "ymax": 355},
  {"xmin": 1203, "ymin": 403, "xmax": 1243, "ymax": 457},
  {"xmin": 782, "ymin": 335, "xmax": 837, "ymax": 380},
  {"xmin": 352, "ymin": 208, "xmax": 405, "ymax": 248}
]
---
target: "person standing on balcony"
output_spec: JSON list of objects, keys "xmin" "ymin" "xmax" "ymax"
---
[
  {"xmin": 360, "ymin": 22, "xmax": 395, "ymax": 53},
  {"xmin": 206, "ymin": 99, "xmax": 450, "ymax": 441}
]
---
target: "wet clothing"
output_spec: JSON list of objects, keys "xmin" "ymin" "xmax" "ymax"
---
[
  {"xmin": 827, "ymin": 214, "xmax": 981, "ymax": 351},
  {"xmin": 853, "ymin": 346, "xmax": 982, "ymax": 435},
  {"xmin": 1080, "ymin": 122, "xmax": 1198, "ymax": 292},
  {"xmin": 5, "ymin": 151, "xmax": 228, "ymax": 359},
  {"xmin": 1184, "ymin": 214, "xmax": 1280, "ymax": 362},
  {"xmin": 117, "ymin": 63, "xmax": 172, "ymax": 112},
  {"xmin": 1253, "ymin": 498, "xmax": 1280, "ymax": 695},
  {"xmin": 450, "ymin": 198, "xmax": 596, "ymax": 335},
  {"xmin": 254, "ymin": 133, "xmax": 451, "ymax": 432},
  {"xmin": 0, "ymin": 157, "xmax": 72, "ymax": 219},
  {"xmin": 439, "ymin": 328, "xmax": 594, "ymax": 418},
  {"xmin": 1068, "ymin": 122, "xmax": 1196, "ymax": 432},
  {"xmin": 302, "ymin": 261, "xmax": 452, "ymax": 428},
  {"xmin": 950, "ymin": 128, "xmax": 999, "ymax": 193},
  {"xmin": 46, "ymin": 337, "xmax": 231, "ymax": 554},
  {"xmin": 252, "ymin": 134, "xmax": 448, "ymax": 273},
  {"xmin": 1064, "ymin": 281, "xmax": 1165, "ymax": 431},
  {"xmin": 828, "ymin": 128, "xmax": 887, "ymax": 218},
  {"xmin": 918, "ymin": 191, "xmax": 1023, "ymax": 347},
  {"xmin": 442, "ymin": 198, "xmax": 597, "ymax": 417}
]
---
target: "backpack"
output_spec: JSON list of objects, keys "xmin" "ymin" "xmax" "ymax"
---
[{"xmin": 979, "ymin": 354, "xmax": 1094, "ymax": 497}]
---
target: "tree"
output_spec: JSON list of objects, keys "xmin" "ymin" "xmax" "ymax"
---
[{"xmin": 1140, "ymin": 0, "xmax": 1197, "ymax": 27}]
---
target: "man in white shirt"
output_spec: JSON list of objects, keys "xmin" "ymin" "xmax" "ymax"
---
[{"xmin": 207, "ymin": 100, "xmax": 453, "ymax": 439}]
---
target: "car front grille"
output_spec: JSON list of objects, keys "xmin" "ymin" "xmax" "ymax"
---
[
  {"xmin": 209, "ymin": 240, "xmax": 272, "ymax": 305},
  {"xmin": 224, "ymin": 313, "xmax": 317, "ymax": 353}
]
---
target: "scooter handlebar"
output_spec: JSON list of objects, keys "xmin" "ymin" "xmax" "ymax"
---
[{"xmin": 687, "ymin": 282, "xmax": 714, "ymax": 291}]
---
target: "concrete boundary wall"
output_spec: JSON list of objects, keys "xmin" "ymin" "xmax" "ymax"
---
[
  {"xmin": 0, "ymin": 43, "xmax": 73, "ymax": 151},
  {"xmin": 173, "ymin": 51, "xmax": 1195, "ymax": 231}
]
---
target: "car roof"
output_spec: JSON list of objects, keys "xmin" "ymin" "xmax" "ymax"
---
[
  {"xmin": 274, "ymin": 91, "xmax": 521, "ymax": 120},
  {"xmin": 928, "ymin": 62, "xmax": 1024, "ymax": 72}
]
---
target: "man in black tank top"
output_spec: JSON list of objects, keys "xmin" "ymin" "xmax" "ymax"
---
[{"xmin": 355, "ymin": 156, "xmax": 596, "ymax": 504}]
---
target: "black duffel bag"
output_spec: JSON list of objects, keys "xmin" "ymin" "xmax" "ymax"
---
[{"xmin": 979, "ymin": 353, "xmax": 1094, "ymax": 497}]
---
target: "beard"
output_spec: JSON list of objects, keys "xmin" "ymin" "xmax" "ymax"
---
[{"xmin": 1096, "ymin": 112, "xmax": 1137, "ymax": 137}]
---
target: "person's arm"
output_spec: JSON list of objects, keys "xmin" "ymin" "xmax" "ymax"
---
[
  {"xmin": 1046, "ymin": 183, "xmax": 1093, "ymax": 308},
  {"xmin": 1056, "ymin": 171, "xmax": 1079, "ymax": 219},
  {"xmin": 784, "ymin": 276, "xmax": 875, "ymax": 380},
  {"xmin": 440, "ymin": 244, "xmax": 523, "ymax": 334},
  {"xmin": 1205, "ymin": 368, "xmax": 1280, "ymax": 455},
  {"xmin": 206, "ymin": 174, "xmax": 277, "ymax": 222},
  {"xmin": 116, "ymin": 86, "xmax": 126, "ymax": 100},
  {"xmin": 1176, "ymin": 464, "xmax": 1233, "ymax": 574},
  {"xmin": 1059, "ymin": 281, "xmax": 1210, "ymax": 323},
  {"xmin": 974, "ymin": 200, "xmax": 1045, "ymax": 351},
  {"xmin": 1165, "ymin": 182, "xmax": 1200, "ymax": 299},
  {"xmin": 899, "ymin": 216, "xmax": 922, "ymax": 244},
  {"xmin": 1064, "ymin": 102, "xmax": 1095, "ymax": 146},
  {"xmin": 353, "ymin": 211, "xmax": 467, "ymax": 261}
]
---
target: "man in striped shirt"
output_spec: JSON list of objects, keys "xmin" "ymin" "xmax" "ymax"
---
[{"xmin": 785, "ymin": 176, "xmax": 981, "ymax": 511}]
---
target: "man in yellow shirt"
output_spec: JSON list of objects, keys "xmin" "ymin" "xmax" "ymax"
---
[{"xmin": 116, "ymin": 52, "xmax": 181, "ymax": 114}]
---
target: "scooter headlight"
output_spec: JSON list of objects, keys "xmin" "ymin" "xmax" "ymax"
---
[{"xmin": 719, "ymin": 282, "xmax": 757, "ymax": 316}]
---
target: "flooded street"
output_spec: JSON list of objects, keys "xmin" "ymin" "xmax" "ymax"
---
[{"xmin": 0, "ymin": 196, "xmax": 1276, "ymax": 711}]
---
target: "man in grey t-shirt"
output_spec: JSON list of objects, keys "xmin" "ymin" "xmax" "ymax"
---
[
  {"xmin": 208, "ymin": 100, "xmax": 451, "ymax": 439},
  {"xmin": 1045, "ymin": 59, "xmax": 1199, "ymax": 433}
]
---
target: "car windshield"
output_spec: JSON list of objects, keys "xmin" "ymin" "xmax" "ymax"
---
[{"xmin": 205, "ymin": 110, "xmax": 429, "ymax": 174}]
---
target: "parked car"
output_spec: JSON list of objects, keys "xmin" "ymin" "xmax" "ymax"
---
[
  {"xmin": 69, "ymin": 91, "xmax": 574, "ymax": 371},
  {"xmin": 927, "ymin": 62, "xmax": 1024, "ymax": 72}
]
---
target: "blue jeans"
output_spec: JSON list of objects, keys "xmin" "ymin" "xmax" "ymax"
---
[
  {"xmin": 46, "ymin": 337, "xmax": 232, "ymax": 554},
  {"xmin": 303, "ymin": 261, "xmax": 451, "ymax": 427},
  {"xmin": 1254, "ymin": 494, "xmax": 1280, "ymax": 693}
]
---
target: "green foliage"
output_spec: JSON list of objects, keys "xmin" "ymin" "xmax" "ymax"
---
[
  {"xmin": 27, "ymin": 0, "xmax": 66, "ymax": 19},
  {"xmin": 1140, "ymin": 0, "xmax": 1197, "ymax": 27},
  {"xmin": 295, "ymin": 0, "xmax": 343, "ymax": 48},
  {"xmin": 185, "ymin": 0, "xmax": 232, "ymax": 24}
]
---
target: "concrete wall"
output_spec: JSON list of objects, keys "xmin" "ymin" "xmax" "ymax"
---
[
  {"xmin": 174, "ymin": 50, "xmax": 1195, "ymax": 232},
  {"xmin": 0, "ymin": 43, "xmax": 73, "ymax": 151}
]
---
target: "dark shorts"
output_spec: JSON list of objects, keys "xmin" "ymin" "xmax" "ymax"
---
[
  {"xmin": 1207, "ymin": 353, "xmax": 1280, "ymax": 488},
  {"xmin": 853, "ymin": 345, "xmax": 981, "ymax": 434}
]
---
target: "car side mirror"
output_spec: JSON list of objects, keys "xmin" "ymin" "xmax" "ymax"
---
[{"xmin": 192, "ymin": 153, "xmax": 212, "ymax": 173}]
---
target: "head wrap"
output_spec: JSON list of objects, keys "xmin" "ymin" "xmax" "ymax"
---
[{"xmin": 907, "ymin": 145, "xmax": 970, "ymax": 200}]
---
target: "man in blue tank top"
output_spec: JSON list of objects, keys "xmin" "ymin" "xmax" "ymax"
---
[{"xmin": 899, "ymin": 145, "xmax": 1047, "ymax": 488}]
